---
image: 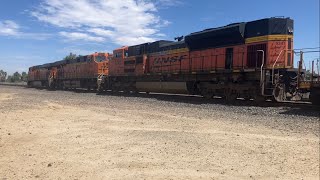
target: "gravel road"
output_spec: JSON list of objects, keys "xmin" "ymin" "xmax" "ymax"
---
[{"xmin": 0, "ymin": 85, "xmax": 319, "ymax": 179}]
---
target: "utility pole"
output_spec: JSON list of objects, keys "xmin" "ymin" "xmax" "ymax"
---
[
  {"xmin": 317, "ymin": 59, "xmax": 320, "ymax": 83},
  {"xmin": 311, "ymin": 60, "xmax": 314, "ymax": 84},
  {"xmin": 297, "ymin": 51, "xmax": 303, "ymax": 87}
]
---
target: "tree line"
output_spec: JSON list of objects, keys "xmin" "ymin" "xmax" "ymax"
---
[
  {"xmin": 0, "ymin": 53, "xmax": 79, "ymax": 83},
  {"xmin": 0, "ymin": 70, "xmax": 28, "ymax": 83}
]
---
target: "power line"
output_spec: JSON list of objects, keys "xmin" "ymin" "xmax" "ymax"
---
[
  {"xmin": 294, "ymin": 50, "xmax": 320, "ymax": 56},
  {"xmin": 301, "ymin": 50, "xmax": 320, "ymax": 53},
  {"xmin": 294, "ymin": 47, "xmax": 320, "ymax": 51}
]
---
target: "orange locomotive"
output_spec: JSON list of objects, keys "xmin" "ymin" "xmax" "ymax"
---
[
  {"xmin": 28, "ymin": 53, "xmax": 110, "ymax": 89},
  {"xmin": 103, "ymin": 17, "xmax": 297, "ymax": 102},
  {"xmin": 28, "ymin": 63, "xmax": 53, "ymax": 87}
]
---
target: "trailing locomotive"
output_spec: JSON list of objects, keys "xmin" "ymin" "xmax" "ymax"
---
[
  {"xmin": 29, "ymin": 17, "xmax": 312, "ymax": 103},
  {"xmin": 28, "ymin": 52, "xmax": 110, "ymax": 90}
]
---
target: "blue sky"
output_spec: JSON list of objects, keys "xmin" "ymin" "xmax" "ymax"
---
[{"xmin": 0, "ymin": 0, "xmax": 319, "ymax": 74}]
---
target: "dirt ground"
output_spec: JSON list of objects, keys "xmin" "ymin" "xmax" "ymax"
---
[{"xmin": 0, "ymin": 85, "xmax": 319, "ymax": 179}]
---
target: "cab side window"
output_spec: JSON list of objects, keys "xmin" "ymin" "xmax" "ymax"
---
[
  {"xmin": 114, "ymin": 51, "xmax": 123, "ymax": 58},
  {"xmin": 87, "ymin": 56, "xmax": 92, "ymax": 63}
]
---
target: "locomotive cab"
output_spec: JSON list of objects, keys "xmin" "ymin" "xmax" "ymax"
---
[
  {"xmin": 109, "ymin": 47, "xmax": 127, "ymax": 76},
  {"xmin": 244, "ymin": 17, "xmax": 294, "ymax": 69},
  {"xmin": 92, "ymin": 52, "xmax": 110, "ymax": 76}
]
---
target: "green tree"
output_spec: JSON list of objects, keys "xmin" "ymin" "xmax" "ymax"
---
[
  {"xmin": 12, "ymin": 71, "xmax": 22, "ymax": 82},
  {"xmin": 6, "ymin": 75, "xmax": 13, "ymax": 82},
  {"xmin": 63, "ymin": 53, "xmax": 78, "ymax": 61},
  {"xmin": 0, "ymin": 70, "xmax": 7, "ymax": 82},
  {"xmin": 21, "ymin": 72, "xmax": 28, "ymax": 82}
]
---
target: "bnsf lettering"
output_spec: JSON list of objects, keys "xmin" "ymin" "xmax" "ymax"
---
[{"xmin": 154, "ymin": 55, "xmax": 187, "ymax": 65}]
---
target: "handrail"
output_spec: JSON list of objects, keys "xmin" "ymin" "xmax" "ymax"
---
[
  {"xmin": 257, "ymin": 50, "xmax": 265, "ymax": 96},
  {"xmin": 297, "ymin": 51, "xmax": 303, "ymax": 88},
  {"xmin": 272, "ymin": 49, "xmax": 288, "ymax": 84},
  {"xmin": 257, "ymin": 50, "xmax": 265, "ymax": 85}
]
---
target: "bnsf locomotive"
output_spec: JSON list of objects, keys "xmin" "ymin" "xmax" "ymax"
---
[
  {"xmin": 28, "ymin": 17, "xmax": 317, "ymax": 103},
  {"xmin": 28, "ymin": 53, "xmax": 109, "ymax": 89}
]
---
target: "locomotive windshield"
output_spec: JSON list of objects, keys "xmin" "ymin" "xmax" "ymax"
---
[{"xmin": 95, "ymin": 55, "xmax": 107, "ymax": 62}]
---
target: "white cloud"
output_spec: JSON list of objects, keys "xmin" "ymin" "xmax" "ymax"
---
[
  {"xmin": 156, "ymin": 33, "xmax": 166, "ymax": 37},
  {"xmin": 31, "ymin": 0, "xmax": 172, "ymax": 45},
  {"xmin": 88, "ymin": 28, "xmax": 114, "ymax": 38},
  {"xmin": 0, "ymin": 20, "xmax": 20, "ymax": 36},
  {"xmin": 0, "ymin": 20, "xmax": 51, "ymax": 40},
  {"xmin": 115, "ymin": 36, "xmax": 155, "ymax": 46},
  {"xmin": 59, "ymin": 31, "xmax": 105, "ymax": 42}
]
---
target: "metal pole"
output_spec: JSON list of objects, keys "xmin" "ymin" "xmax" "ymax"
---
[
  {"xmin": 317, "ymin": 59, "xmax": 320, "ymax": 82},
  {"xmin": 257, "ymin": 50, "xmax": 265, "ymax": 85},
  {"xmin": 257, "ymin": 50, "xmax": 265, "ymax": 96},
  {"xmin": 311, "ymin": 60, "xmax": 314, "ymax": 84},
  {"xmin": 297, "ymin": 51, "xmax": 303, "ymax": 88}
]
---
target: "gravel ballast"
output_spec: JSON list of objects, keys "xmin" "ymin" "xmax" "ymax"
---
[{"xmin": 0, "ymin": 85, "xmax": 319, "ymax": 179}]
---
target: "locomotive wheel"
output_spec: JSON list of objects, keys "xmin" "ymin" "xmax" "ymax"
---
[
  {"xmin": 129, "ymin": 90, "xmax": 138, "ymax": 94},
  {"xmin": 254, "ymin": 95, "xmax": 266, "ymax": 103},
  {"xmin": 97, "ymin": 84, "xmax": 104, "ymax": 93},
  {"xmin": 203, "ymin": 93, "xmax": 213, "ymax": 99},
  {"xmin": 225, "ymin": 93, "xmax": 237, "ymax": 103},
  {"xmin": 273, "ymin": 83, "xmax": 286, "ymax": 102},
  {"xmin": 251, "ymin": 89, "xmax": 266, "ymax": 104},
  {"xmin": 201, "ymin": 89, "xmax": 213, "ymax": 99},
  {"xmin": 223, "ymin": 88, "xmax": 237, "ymax": 103}
]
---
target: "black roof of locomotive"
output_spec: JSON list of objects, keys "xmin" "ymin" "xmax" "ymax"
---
[
  {"xmin": 245, "ymin": 17, "xmax": 293, "ymax": 38},
  {"xmin": 31, "ymin": 55, "xmax": 93, "ymax": 69},
  {"xmin": 185, "ymin": 22, "xmax": 246, "ymax": 51},
  {"xmin": 185, "ymin": 17, "xmax": 293, "ymax": 51},
  {"xmin": 188, "ymin": 22, "xmax": 246, "ymax": 36}
]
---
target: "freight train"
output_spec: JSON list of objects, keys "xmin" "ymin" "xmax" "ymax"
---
[{"xmin": 28, "ymin": 17, "xmax": 320, "ymax": 104}]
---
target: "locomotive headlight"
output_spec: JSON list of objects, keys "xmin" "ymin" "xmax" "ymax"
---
[{"xmin": 288, "ymin": 27, "xmax": 294, "ymax": 34}]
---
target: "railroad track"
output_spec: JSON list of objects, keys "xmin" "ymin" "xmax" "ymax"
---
[
  {"xmin": 271, "ymin": 100, "xmax": 318, "ymax": 110},
  {"xmin": 0, "ymin": 82, "xmax": 27, "ymax": 87},
  {"xmin": 1, "ymin": 83, "xmax": 318, "ymax": 108}
]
